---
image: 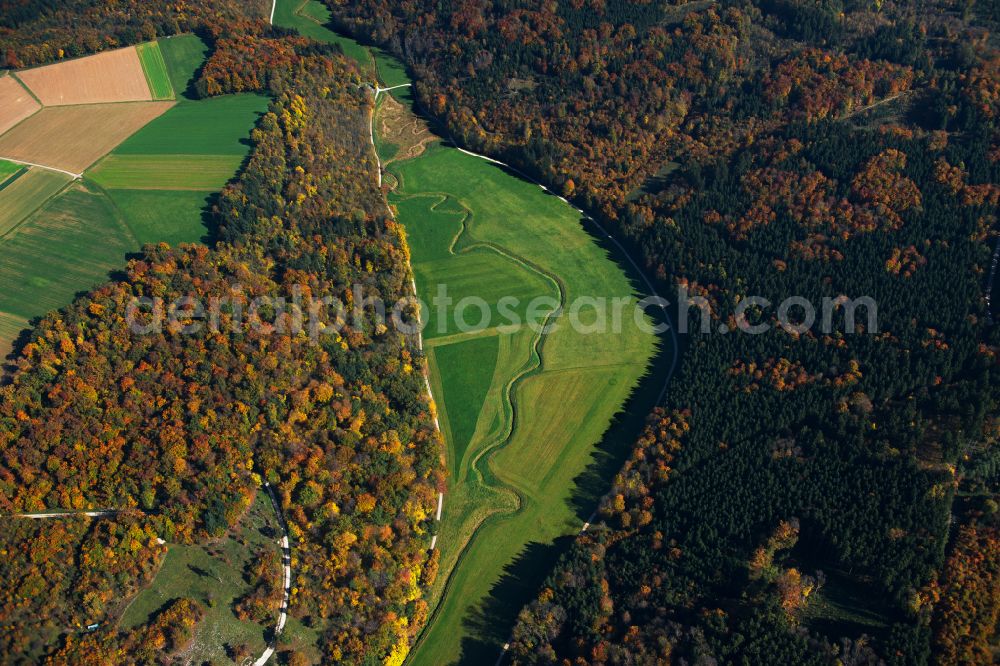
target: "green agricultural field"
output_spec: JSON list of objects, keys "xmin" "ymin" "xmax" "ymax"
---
[
  {"xmin": 0, "ymin": 167, "xmax": 72, "ymax": 238},
  {"xmin": 111, "ymin": 94, "xmax": 268, "ymax": 156},
  {"xmin": 89, "ymin": 154, "xmax": 246, "ymax": 191},
  {"xmin": 272, "ymin": 0, "xmax": 372, "ymax": 69},
  {"xmin": 159, "ymin": 33, "xmax": 210, "ymax": 98},
  {"xmin": 0, "ymin": 182, "xmax": 137, "ymax": 349},
  {"xmin": 82, "ymin": 35, "xmax": 268, "ymax": 245},
  {"xmin": 120, "ymin": 491, "xmax": 282, "ymax": 663},
  {"xmin": 384, "ymin": 142, "xmax": 659, "ymax": 665},
  {"xmin": 104, "ymin": 189, "xmax": 214, "ymax": 246},
  {"xmin": 0, "ymin": 159, "xmax": 23, "ymax": 185},
  {"xmin": 136, "ymin": 41, "xmax": 175, "ymax": 100}
]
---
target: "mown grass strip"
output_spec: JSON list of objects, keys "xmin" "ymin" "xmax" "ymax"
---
[
  {"xmin": 89, "ymin": 154, "xmax": 245, "ymax": 191},
  {"xmin": 136, "ymin": 41, "xmax": 175, "ymax": 100}
]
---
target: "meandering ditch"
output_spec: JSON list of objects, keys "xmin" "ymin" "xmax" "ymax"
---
[{"xmin": 274, "ymin": 3, "xmax": 676, "ymax": 663}]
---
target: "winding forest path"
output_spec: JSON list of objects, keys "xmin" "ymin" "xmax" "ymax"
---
[
  {"xmin": 252, "ymin": 482, "xmax": 293, "ymax": 666},
  {"xmin": 10, "ymin": 509, "xmax": 119, "ymax": 518}
]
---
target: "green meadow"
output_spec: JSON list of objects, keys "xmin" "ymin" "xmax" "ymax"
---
[
  {"xmin": 120, "ymin": 491, "xmax": 281, "ymax": 664},
  {"xmin": 160, "ymin": 32, "xmax": 210, "ymax": 97},
  {"xmin": 136, "ymin": 41, "xmax": 174, "ymax": 101},
  {"xmin": 0, "ymin": 182, "xmax": 137, "ymax": 342},
  {"xmin": 110, "ymin": 93, "xmax": 267, "ymax": 157},
  {"xmin": 105, "ymin": 189, "xmax": 216, "ymax": 246},
  {"xmin": 89, "ymin": 34, "xmax": 268, "ymax": 244},
  {"xmin": 385, "ymin": 143, "xmax": 658, "ymax": 665}
]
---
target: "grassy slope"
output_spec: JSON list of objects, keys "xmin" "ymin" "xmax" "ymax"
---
[
  {"xmin": 272, "ymin": 0, "xmax": 372, "ymax": 70},
  {"xmin": 0, "ymin": 182, "xmax": 137, "ymax": 347},
  {"xmin": 135, "ymin": 41, "xmax": 175, "ymax": 101},
  {"xmin": 388, "ymin": 144, "xmax": 657, "ymax": 665},
  {"xmin": 120, "ymin": 491, "xmax": 281, "ymax": 663}
]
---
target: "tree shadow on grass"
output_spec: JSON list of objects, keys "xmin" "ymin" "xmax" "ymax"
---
[{"xmin": 457, "ymin": 536, "xmax": 577, "ymax": 665}]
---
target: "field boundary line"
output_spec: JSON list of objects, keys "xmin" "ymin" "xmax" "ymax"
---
[
  {"xmin": 10, "ymin": 72, "xmax": 43, "ymax": 106},
  {"xmin": 0, "ymin": 156, "xmax": 81, "ymax": 179},
  {"xmin": 0, "ymin": 176, "xmax": 75, "ymax": 243}
]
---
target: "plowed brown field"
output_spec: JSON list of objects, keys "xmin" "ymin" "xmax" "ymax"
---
[
  {"xmin": 16, "ymin": 46, "xmax": 152, "ymax": 106},
  {"xmin": 0, "ymin": 102, "xmax": 174, "ymax": 173},
  {"xmin": 0, "ymin": 76, "xmax": 41, "ymax": 135}
]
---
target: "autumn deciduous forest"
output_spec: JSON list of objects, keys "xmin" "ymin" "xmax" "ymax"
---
[
  {"xmin": 0, "ymin": 7, "xmax": 443, "ymax": 665},
  {"xmin": 1, "ymin": 0, "xmax": 999, "ymax": 663}
]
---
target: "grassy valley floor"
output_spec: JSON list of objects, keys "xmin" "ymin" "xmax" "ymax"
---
[{"xmin": 383, "ymin": 133, "xmax": 659, "ymax": 665}]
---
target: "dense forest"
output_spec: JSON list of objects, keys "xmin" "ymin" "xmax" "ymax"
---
[
  {"xmin": 0, "ymin": 0, "xmax": 270, "ymax": 67},
  {"xmin": 320, "ymin": 0, "xmax": 1000, "ymax": 662},
  {"xmin": 0, "ymin": 10, "xmax": 444, "ymax": 666}
]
